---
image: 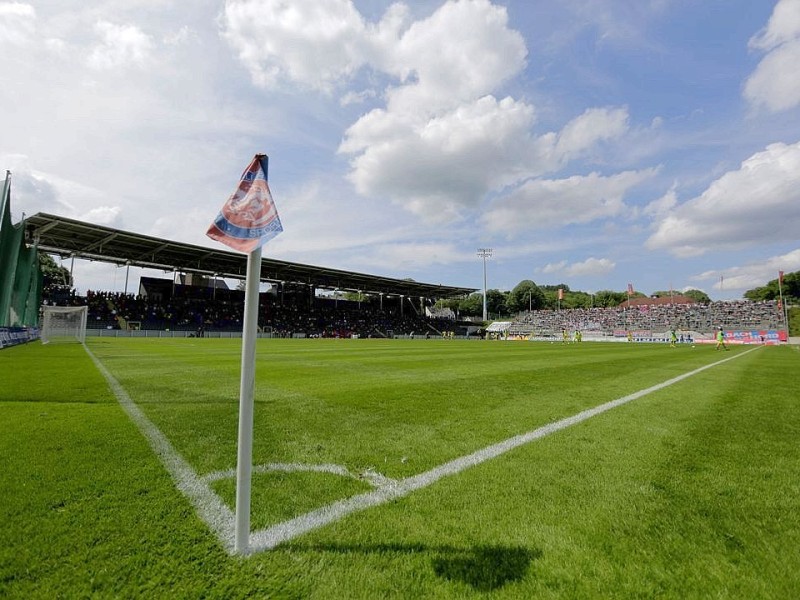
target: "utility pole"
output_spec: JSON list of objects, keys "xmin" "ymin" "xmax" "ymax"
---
[{"xmin": 477, "ymin": 248, "xmax": 492, "ymax": 321}]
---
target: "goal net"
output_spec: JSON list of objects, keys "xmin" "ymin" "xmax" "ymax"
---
[{"xmin": 40, "ymin": 306, "xmax": 88, "ymax": 344}]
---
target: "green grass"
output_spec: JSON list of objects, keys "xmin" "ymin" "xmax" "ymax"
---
[{"xmin": 1, "ymin": 338, "xmax": 799, "ymax": 598}]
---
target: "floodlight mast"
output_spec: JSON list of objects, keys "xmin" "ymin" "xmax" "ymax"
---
[{"xmin": 477, "ymin": 248, "xmax": 492, "ymax": 321}]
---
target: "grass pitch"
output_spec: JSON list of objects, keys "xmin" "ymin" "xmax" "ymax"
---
[{"xmin": 1, "ymin": 338, "xmax": 799, "ymax": 598}]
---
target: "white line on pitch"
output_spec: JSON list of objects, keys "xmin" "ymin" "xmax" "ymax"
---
[
  {"xmin": 247, "ymin": 347, "xmax": 759, "ymax": 554},
  {"xmin": 84, "ymin": 345, "xmax": 237, "ymax": 553},
  {"xmin": 85, "ymin": 342, "xmax": 758, "ymax": 557}
]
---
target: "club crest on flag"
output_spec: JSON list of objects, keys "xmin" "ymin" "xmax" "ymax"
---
[{"xmin": 207, "ymin": 154, "xmax": 283, "ymax": 253}]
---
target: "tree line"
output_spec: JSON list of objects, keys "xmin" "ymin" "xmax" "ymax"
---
[
  {"xmin": 744, "ymin": 271, "xmax": 799, "ymax": 304},
  {"xmin": 437, "ymin": 279, "xmax": 724, "ymax": 320}
]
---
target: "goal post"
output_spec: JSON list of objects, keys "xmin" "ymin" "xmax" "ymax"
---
[{"xmin": 40, "ymin": 306, "xmax": 88, "ymax": 344}]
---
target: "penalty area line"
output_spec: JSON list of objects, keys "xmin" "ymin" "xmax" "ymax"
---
[{"xmin": 248, "ymin": 346, "xmax": 760, "ymax": 554}]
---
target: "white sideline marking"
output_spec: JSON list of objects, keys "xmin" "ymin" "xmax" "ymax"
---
[
  {"xmin": 248, "ymin": 347, "xmax": 759, "ymax": 554},
  {"xmin": 84, "ymin": 345, "xmax": 237, "ymax": 553},
  {"xmin": 86, "ymin": 343, "xmax": 758, "ymax": 557}
]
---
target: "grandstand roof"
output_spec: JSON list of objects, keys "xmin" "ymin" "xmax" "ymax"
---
[{"xmin": 25, "ymin": 213, "xmax": 475, "ymax": 299}]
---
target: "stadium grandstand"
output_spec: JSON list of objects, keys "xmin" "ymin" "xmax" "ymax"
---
[
  {"xmin": 25, "ymin": 213, "xmax": 477, "ymax": 339},
  {"xmin": 1, "ymin": 190, "xmax": 789, "ymax": 344},
  {"xmin": 506, "ymin": 299, "xmax": 786, "ymax": 343}
]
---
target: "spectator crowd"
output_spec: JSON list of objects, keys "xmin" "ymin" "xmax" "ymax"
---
[
  {"xmin": 508, "ymin": 300, "xmax": 784, "ymax": 337},
  {"xmin": 44, "ymin": 288, "xmax": 453, "ymax": 338},
  {"xmin": 43, "ymin": 286, "xmax": 784, "ymax": 339}
]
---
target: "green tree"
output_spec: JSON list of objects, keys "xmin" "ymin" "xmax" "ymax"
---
[
  {"xmin": 683, "ymin": 289, "xmax": 711, "ymax": 304},
  {"xmin": 39, "ymin": 253, "xmax": 71, "ymax": 289},
  {"xmin": 593, "ymin": 290, "xmax": 628, "ymax": 307},
  {"xmin": 506, "ymin": 280, "xmax": 545, "ymax": 313},
  {"xmin": 540, "ymin": 284, "xmax": 570, "ymax": 293},
  {"xmin": 789, "ymin": 306, "xmax": 800, "ymax": 337},
  {"xmin": 486, "ymin": 289, "xmax": 508, "ymax": 317},
  {"xmin": 458, "ymin": 293, "xmax": 483, "ymax": 318},
  {"xmin": 565, "ymin": 291, "xmax": 594, "ymax": 309},
  {"xmin": 745, "ymin": 271, "xmax": 798, "ymax": 303},
  {"xmin": 435, "ymin": 298, "xmax": 461, "ymax": 312},
  {"xmin": 541, "ymin": 286, "xmax": 586, "ymax": 310},
  {"xmin": 344, "ymin": 291, "xmax": 367, "ymax": 303}
]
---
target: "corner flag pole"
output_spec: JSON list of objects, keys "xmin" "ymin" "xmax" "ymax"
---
[
  {"xmin": 206, "ymin": 154, "xmax": 283, "ymax": 555},
  {"xmin": 235, "ymin": 244, "xmax": 262, "ymax": 554}
]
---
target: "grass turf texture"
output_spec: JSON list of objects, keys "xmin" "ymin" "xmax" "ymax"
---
[{"xmin": 0, "ymin": 338, "xmax": 797, "ymax": 598}]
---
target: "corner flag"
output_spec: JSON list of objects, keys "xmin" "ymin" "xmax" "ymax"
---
[
  {"xmin": 207, "ymin": 154, "xmax": 282, "ymax": 555},
  {"xmin": 207, "ymin": 154, "xmax": 282, "ymax": 253}
]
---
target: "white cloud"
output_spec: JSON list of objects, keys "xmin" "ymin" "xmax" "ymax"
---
[
  {"xmin": 3, "ymin": 155, "xmax": 131, "ymax": 226},
  {"xmin": 87, "ymin": 20, "xmax": 153, "ymax": 70},
  {"xmin": 744, "ymin": 0, "xmax": 800, "ymax": 112},
  {"xmin": 223, "ymin": 0, "xmax": 633, "ymax": 226},
  {"xmin": 80, "ymin": 206, "xmax": 121, "ymax": 227},
  {"xmin": 339, "ymin": 89, "xmax": 376, "ymax": 106},
  {"xmin": 380, "ymin": 0, "xmax": 527, "ymax": 113},
  {"xmin": 554, "ymin": 107, "xmax": 629, "ymax": 162},
  {"xmin": 539, "ymin": 260, "xmax": 567, "ymax": 274},
  {"xmin": 341, "ymin": 95, "xmax": 539, "ymax": 222},
  {"xmin": 564, "ymin": 257, "xmax": 615, "ymax": 277},
  {"xmin": 744, "ymin": 40, "xmax": 800, "ymax": 112},
  {"xmin": 221, "ymin": 0, "xmax": 370, "ymax": 91},
  {"xmin": 748, "ymin": 0, "xmax": 800, "ymax": 52},
  {"xmin": 0, "ymin": 2, "xmax": 35, "ymax": 45},
  {"xmin": 163, "ymin": 25, "xmax": 193, "ymax": 46},
  {"xmin": 2, "ymin": 160, "xmax": 67, "ymax": 220},
  {"xmin": 538, "ymin": 257, "xmax": 615, "ymax": 277},
  {"xmin": 484, "ymin": 168, "xmax": 656, "ymax": 234},
  {"xmin": 647, "ymin": 141, "xmax": 800, "ymax": 256},
  {"xmin": 643, "ymin": 185, "xmax": 677, "ymax": 217},
  {"xmin": 349, "ymin": 241, "xmax": 466, "ymax": 274},
  {"xmin": 340, "ymin": 88, "xmax": 630, "ymax": 225},
  {"xmin": 690, "ymin": 248, "xmax": 800, "ymax": 292},
  {"xmin": 335, "ymin": 0, "xmax": 532, "ymax": 221},
  {"xmin": 223, "ymin": 0, "xmax": 527, "ymax": 103}
]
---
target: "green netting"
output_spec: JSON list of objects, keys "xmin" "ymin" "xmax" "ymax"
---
[{"xmin": 0, "ymin": 175, "xmax": 42, "ymax": 327}]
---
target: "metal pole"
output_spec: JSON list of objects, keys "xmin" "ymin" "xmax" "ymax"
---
[
  {"xmin": 124, "ymin": 261, "xmax": 130, "ymax": 295},
  {"xmin": 778, "ymin": 272, "xmax": 788, "ymax": 338},
  {"xmin": 477, "ymin": 248, "xmax": 492, "ymax": 321},
  {"xmin": 234, "ymin": 245, "xmax": 262, "ymax": 554}
]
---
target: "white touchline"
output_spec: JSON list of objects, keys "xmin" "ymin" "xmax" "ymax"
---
[
  {"xmin": 86, "ymin": 343, "xmax": 759, "ymax": 557},
  {"xmin": 84, "ymin": 345, "xmax": 237, "ymax": 553},
  {"xmin": 247, "ymin": 347, "xmax": 759, "ymax": 554}
]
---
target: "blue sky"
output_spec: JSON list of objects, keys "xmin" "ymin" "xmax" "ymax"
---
[{"xmin": 2, "ymin": 0, "xmax": 800, "ymax": 299}]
